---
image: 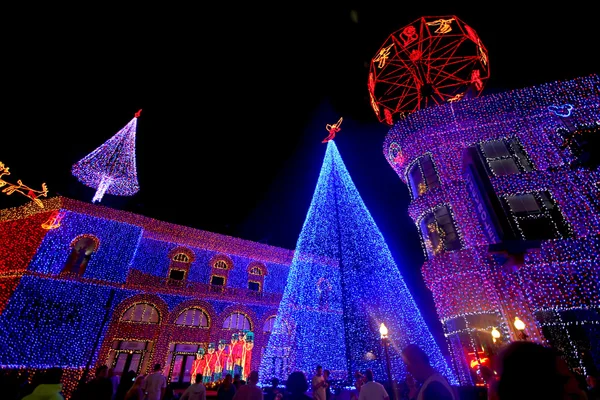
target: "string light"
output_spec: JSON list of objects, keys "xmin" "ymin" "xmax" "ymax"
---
[
  {"xmin": 259, "ymin": 140, "xmax": 457, "ymax": 385},
  {"xmin": 0, "ymin": 161, "xmax": 49, "ymax": 207}
]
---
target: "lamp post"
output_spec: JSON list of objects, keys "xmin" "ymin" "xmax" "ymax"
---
[
  {"xmin": 513, "ymin": 317, "xmax": 528, "ymax": 341},
  {"xmin": 491, "ymin": 327, "xmax": 501, "ymax": 344},
  {"xmin": 379, "ymin": 323, "xmax": 393, "ymax": 397}
]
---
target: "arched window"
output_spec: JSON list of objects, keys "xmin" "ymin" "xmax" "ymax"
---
[
  {"xmin": 62, "ymin": 234, "xmax": 99, "ymax": 275},
  {"xmin": 209, "ymin": 256, "xmax": 233, "ymax": 289},
  {"xmin": 223, "ymin": 312, "xmax": 251, "ymax": 330},
  {"xmin": 263, "ymin": 316, "xmax": 277, "ymax": 333},
  {"xmin": 247, "ymin": 263, "xmax": 267, "ymax": 292},
  {"xmin": 121, "ymin": 303, "xmax": 160, "ymax": 324},
  {"xmin": 168, "ymin": 250, "xmax": 193, "ymax": 284},
  {"xmin": 173, "ymin": 253, "xmax": 190, "ymax": 263},
  {"xmin": 175, "ymin": 307, "xmax": 210, "ymax": 328}
]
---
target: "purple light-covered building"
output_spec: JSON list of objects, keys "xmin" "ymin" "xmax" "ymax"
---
[{"xmin": 383, "ymin": 74, "xmax": 599, "ymax": 384}]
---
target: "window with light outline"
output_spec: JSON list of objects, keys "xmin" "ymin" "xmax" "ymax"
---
[
  {"xmin": 168, "ymin": 251, "xmax": 193, "ymax": 283},
  {"xmin": 175, "ymin": 307, "xmax": 210, "ymax": 328},
  {"xmin": 478, "ymin": 136, "xmax": 534, "ymax": 177},
  {"xmin": 263, "ymin": 316, "xmax": 277, "ymax": 333},
  {"xmin": 418, "ymin": 204, "xmax": 462, "ymax": 259},
  {"xmin": 405, "ymin": 153, "xmax": 441, "ymax": 199},
  {"xmin": 120, "ymin": 303, "xmax": 160, "ymax": 324},
  {"xmin": 501, "ymin": 190, "xmax": 571, "ymax": 241},
  {"xmin": 61, "ymin": 234, "xmax": 100, "ymax": 276},
  {"xmin": 223, "ymin": 312, "xmax": 252, "ymax": 330},
  {"xmin": 247, "ymin": 263, "xmax": 267, "ymax": 292},
  {"xmin": 209, "ymin": 256, "xmax": 233, "ymax": 288}
]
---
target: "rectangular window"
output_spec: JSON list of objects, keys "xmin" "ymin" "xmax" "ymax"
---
[
  {"xmin": 169, "ymin": 269, "xmax": 185, "ymax": 281},
  {"xmin": 108, "ymin": 340, "xmax": 152, "ymax": 375},
  {"xmin": 481, "ymin": 140, "xmax": 510, "ymax": 158},
  {"xmin": 419, "ymin": 205, "xmax": 461, "ymax": 258},
  {"xmin": 407, "ymin": 154, "xmax": 441, "ymax": 199},
  {"xmin": 421, "ymin": 155, "xmax": 441, "ymax": 190},
  {"xmin": 210, "ymin": 275, "xmax": 225, "ymax": 286},
  {"xmin": 505, "ymin": 193, "xmax": 540, "ymax": 215},
  {"xmin": 408, "ymin": 162, "xmax": 424, "ymax": 197},
  {"xmin": 166, "ymin": 343, "xmax": 205, "ymax": 384},
  {"xmin": 248, "ymin": 281, "xmax": 260, "ymax": 292},
  {"xmin": 479, "ymin": 138, "xmax": 533, "ymax": 176},
  {"xmin": 503, "ymin": 191, "xmax": 570, "ymax": 240},
  {"xmin": 434, "ymin": 206, "xmax": 461, "ymax": 251},
  {"xmin": 488, "ymin": 159, "xmax": 520, "ymax": 176},
  {"xmin": 175, "ymin": 343, "xmax": 200, "ymax": 352}
]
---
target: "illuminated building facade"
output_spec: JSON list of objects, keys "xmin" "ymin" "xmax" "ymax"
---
[
  {"xmin": 0, "ymin": 196, "xmax": 293, "ymax": 398},
  {"xmin": 383, "ymin": 74, "xmax": 600, "ymax": 385}
]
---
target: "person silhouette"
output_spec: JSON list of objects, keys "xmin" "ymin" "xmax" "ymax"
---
[
  {"xmin": 401, "ymin": 344, "xmax": 456, "ymax": 400},
  {"xmin": 489, "ymin": 341, "xmax": 587, "ymax": 400}
]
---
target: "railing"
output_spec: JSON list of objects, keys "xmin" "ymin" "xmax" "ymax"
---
[{"xmin": 126, "ymin": 269, "xmax": 283, "ymax": 304}]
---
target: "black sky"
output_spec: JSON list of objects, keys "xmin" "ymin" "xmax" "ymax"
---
[{"xmin": 2, "ymin": 3, "xmax": 598, "ymax": 349}]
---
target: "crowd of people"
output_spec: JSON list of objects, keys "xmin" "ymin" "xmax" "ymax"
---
[
  {"xmin": 1, "ymin": 341, "xmax": 599, "ymax": 400},
  {"xmin": 306, "ymin": 342, "xmax": 600, "ymax": 400}
]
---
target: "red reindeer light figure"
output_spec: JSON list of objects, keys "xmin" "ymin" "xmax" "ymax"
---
[{"xmin": 0, "ymin": 161, "xmax": 48, "ymax": 208}]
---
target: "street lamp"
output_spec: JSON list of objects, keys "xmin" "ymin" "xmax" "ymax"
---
[
  {"xmin": 491, "ymin": 327, "xmax": 501, "ymax": 343},
  {"xmin": 513, "ymin": 317, "xmax": 528, "ymax": 341},
  {"xmin": 379, "ymin": 323, "xmax": 393, "ymax": 395}
]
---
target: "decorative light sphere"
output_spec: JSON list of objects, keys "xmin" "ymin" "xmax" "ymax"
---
[{"xmin": 368, "ymin": 15, "xmax": 490, "ymax": 125}]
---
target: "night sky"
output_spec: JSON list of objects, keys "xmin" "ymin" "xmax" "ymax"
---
[{"xmin": 3, "ymin": 4, "xmax": 597, "ymax": 349}]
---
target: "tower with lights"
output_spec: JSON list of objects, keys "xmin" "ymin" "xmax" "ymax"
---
[
  {"xmin": 383, "ymin": 74, "xmax": 600, "ymax": 384},
  {"xmin": 72, "ymin": 110, "xmax": 141, "ymax": 203},
  {"xmin": 259, "ymin": 138, "xmax": 456, "ymax": 385}
]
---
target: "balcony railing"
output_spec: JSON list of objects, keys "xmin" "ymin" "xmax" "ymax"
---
[{"xmin": 126, "ymin": 269, "xmax": 282, "ymax": 304}]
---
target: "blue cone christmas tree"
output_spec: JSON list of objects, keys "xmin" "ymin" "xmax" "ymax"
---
[
  {"xmin": 72, "ymin": 110, "xmax": 141, "ymax": 203},
  {"xmin": 259, "ymin": 139, "xmax": 457, "ymax": 385}
]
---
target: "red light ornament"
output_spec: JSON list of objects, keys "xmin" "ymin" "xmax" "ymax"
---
[{"xmin": 368, "ymin": 16, "xmax": 490, "ymax": 125}]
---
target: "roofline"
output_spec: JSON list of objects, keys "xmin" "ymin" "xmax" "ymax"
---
[{"xmin": 0, "ymin": 196, "xmax": 295, "ymax": 265}]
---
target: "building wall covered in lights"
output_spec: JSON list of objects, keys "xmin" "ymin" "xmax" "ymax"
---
[
  {"xmin": 383, "ymin": 74, "xmax": 600, "ymax": 385},
  {"xmin": 0, "ymin": 196, "xmax": 294, "ymax": 397}
]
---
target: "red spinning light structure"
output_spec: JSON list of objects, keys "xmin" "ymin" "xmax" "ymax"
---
[{"xmin": 368, "ymin": 15, "xmax": 490, "ymax": 125}]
